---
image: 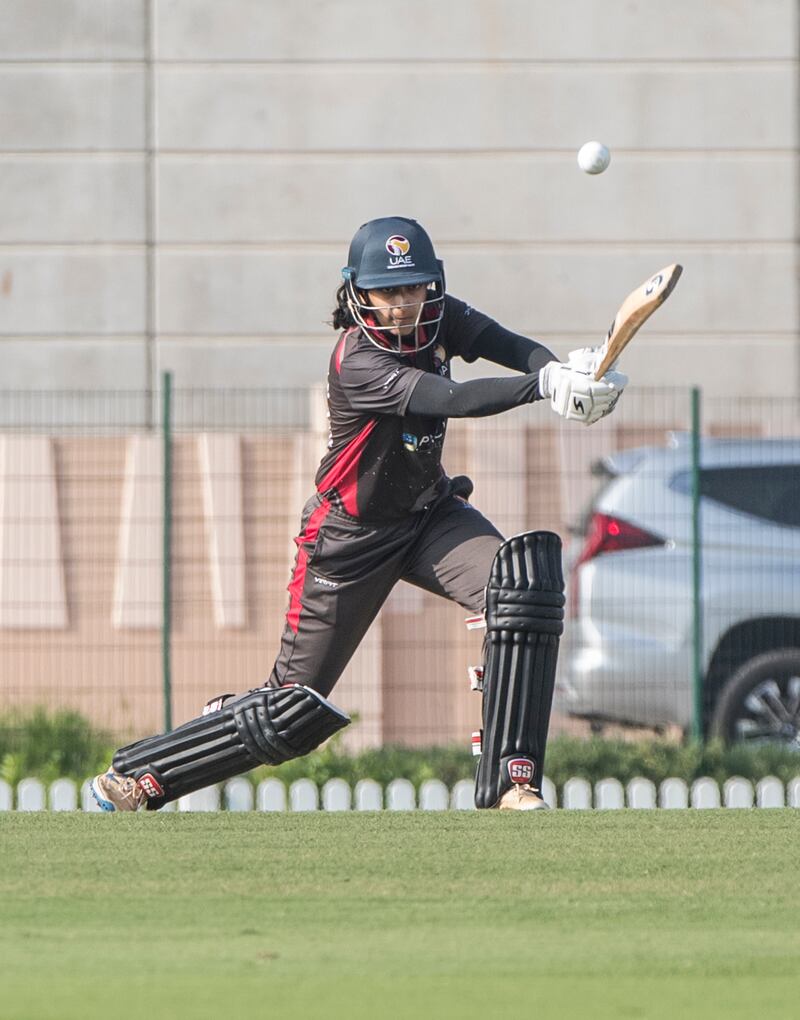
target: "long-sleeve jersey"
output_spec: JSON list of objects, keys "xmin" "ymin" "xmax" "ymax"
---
[{"xmin": 314, "ymin": 294, "xmax": 555, "ymax": 521}]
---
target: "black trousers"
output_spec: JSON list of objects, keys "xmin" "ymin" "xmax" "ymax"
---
[{"xmin": 269, "ymin": 485, "xmax": 503, "ymax": 698}]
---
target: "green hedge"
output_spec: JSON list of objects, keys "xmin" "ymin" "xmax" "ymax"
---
[
  {"xmin": 1, "ymin": 708, "xmax": 799, "ymax": 790},
  {"xmin": 260, "ymin": 741, "xmax": 475, "ymax": 791},
  {"xmin": 257, "ymin": 732, "xmax": 800, "ymax": 791},
  {"xmin": 544, "ymin": 736, "xmax": 800, "ymax": 789},
  {"xmin": 0, "ymin": 708, "xmax": 114, "ymax": 787}
]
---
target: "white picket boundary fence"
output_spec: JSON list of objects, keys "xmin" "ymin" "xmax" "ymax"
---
[{"xmin": 2, "ymin": 775, "xmax": 800, "ymax": 811}]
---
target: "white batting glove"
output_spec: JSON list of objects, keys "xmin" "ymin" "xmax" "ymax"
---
[
  {"xmin": 539, "ymin": 360, "xmax": 628, "ymax": 426},
  {"xmin": 565, "ymin": 346, "xmax": 604, "ymax": 376}
]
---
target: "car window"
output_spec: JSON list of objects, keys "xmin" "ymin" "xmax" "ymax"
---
[{"xmin": 670, "ymin": 464, "xmax": 800, "ymax": 527}]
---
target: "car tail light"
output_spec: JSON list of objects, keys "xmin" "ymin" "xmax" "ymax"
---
[{"xmin": 568, "ymin": 512, "xmax": 665, "ymax": 617}]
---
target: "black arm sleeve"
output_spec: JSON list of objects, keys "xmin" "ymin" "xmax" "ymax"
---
[
  {"xmin": 406, "ymin": 371, "xmax": 542, "ymax": 418},
  {"xmin": 466, "ymin": 321, "xmax": 556, "ymax": 375}
]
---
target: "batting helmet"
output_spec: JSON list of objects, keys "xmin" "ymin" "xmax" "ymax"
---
[{"xmin": 341, "ymin": 216, "xmax": 445, "ymax": 353}]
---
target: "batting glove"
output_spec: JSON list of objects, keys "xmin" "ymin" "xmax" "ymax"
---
[
  {"xmin": 565, "ymin": 346, "xmax": 605, "ymax": 376},
  {"xmin": 539, "ymin": 360, "xmax": 628, "ymax": 426}
]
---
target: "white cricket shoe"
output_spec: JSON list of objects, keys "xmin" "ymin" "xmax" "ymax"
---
[
  {"xmin": 91, "ymin": 769, "xmax": 146, "ymax": 812},
  {"xmin": 495, "ymin": 784, "xmax": 549, "ymax": 811}
]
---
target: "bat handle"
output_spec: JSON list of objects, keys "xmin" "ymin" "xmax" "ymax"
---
[{"xmin": 593, "ymin": 350, "xmax": 616, "ymax": 381}]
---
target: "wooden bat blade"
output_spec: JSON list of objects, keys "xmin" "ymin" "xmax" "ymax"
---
[{"xmin": 593, "ymin": 263, "xmax": 683, "ymax": 379}]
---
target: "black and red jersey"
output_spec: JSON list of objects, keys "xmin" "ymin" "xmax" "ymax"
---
[{"xmin": 315, "ymin": 294, "xmax": 493, "ymax": 521}]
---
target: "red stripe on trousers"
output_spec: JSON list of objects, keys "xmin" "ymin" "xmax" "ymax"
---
[{"xmin": 286, "ymin": 497, "xmax": 331, "ymax": 633}]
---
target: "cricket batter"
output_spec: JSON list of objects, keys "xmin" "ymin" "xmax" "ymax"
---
[{"xmin": 92, "ymin": 217, "xmax": 626, "ymax": 813}]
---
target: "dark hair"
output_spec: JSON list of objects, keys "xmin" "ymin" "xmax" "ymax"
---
[{"xmin": 331, "ymin": 282, "xmax": 357, "ymax": 331}]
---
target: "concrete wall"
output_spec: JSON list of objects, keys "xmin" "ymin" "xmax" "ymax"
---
[{"xmin": 0, "ymin": 0, "xmax": 798, "ymax": 413}]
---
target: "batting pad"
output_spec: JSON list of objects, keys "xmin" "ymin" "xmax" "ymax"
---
[
  {"xmin": 113, "ymin": 684, "xmax": 350, "ymax": 809},
  {"xmin": 474, "ymin": 531, "xmax": 564, "ymax": 809}
]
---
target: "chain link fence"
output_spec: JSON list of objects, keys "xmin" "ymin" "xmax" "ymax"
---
[{"xmin": 0, "ymin": 384, "xmax": 798, "ymax": 751}]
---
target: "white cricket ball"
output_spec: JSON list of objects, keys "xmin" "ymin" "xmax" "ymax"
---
[{"xmin": 577, "ymin": 140, "xmax": 611, "ymax": 175}]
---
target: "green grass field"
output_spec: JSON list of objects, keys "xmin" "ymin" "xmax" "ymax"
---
[{"xmin": 2, "ymin": 811, "xmax": 799, "ymax": 1020}]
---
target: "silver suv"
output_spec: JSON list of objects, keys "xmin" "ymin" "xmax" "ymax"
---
[{"xmin": 560, "ymin": 436, "xmax": 800, "ymax": 745}]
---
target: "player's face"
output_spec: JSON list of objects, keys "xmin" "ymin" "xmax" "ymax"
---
[{"xmin": 364, "ymin": 284, "xmax": 430, "ymax": 337}]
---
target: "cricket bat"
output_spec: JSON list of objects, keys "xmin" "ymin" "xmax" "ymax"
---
[{"xmin": 593, "ymin": 264, "xmax": 683, "ymax": 380}]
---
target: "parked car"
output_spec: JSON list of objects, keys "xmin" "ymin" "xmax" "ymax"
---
[{"xmin": 559, "ymin": 436, "xmax": 800, "ymax": 745}]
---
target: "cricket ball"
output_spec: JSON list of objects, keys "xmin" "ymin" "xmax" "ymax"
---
[{"xmin": 577, "ymin": 141, "xmax": 611, "ymax": 175}]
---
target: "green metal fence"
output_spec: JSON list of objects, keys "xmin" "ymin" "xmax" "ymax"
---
[{"xmin": 0, "ymin": 383, "xmax": 797, "ymax": 750}]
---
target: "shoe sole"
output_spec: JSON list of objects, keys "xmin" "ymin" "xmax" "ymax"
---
[{"xmin": 498, "ymin": 803, "xmax": 549, "ymax": 811}]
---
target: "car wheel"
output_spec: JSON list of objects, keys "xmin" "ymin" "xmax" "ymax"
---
[{"xmin": 709, "ymin": 648, "xmax": 800, "ymax": 747}]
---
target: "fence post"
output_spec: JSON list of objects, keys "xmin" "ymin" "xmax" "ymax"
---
[
  {"xmin": 161, "ymin": 371, "xmax": 173, "ymax": 732},
  {"xmin": 690, "ymin": 386, "xmax": 703, "ymax": 742}
]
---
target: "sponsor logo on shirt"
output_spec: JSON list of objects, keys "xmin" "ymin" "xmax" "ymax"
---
[{"xmin": 402, "ymin": 428, "xmax": 445, "ymax": 453}]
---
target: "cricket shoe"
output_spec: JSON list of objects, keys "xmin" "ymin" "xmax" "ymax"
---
[
  {"xmin": 495, "ymin": 784, "xmax": 549, "ymax": 811},
  {"xmin": 91, "ymin": 769, "xmax": 146, "ymax": 812}
]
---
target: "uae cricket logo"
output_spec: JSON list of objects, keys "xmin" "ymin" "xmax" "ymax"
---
[
  {"xmin": 385, "ymin": 235, "xmax": 410, "ymax": 256},
  {"xmin": 385, "ymin": 234, "xmax": 414, "ymax": 269},
  {"xmin": 507, "ymin": 758, "xmax": 534, "ymax": 784}
]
